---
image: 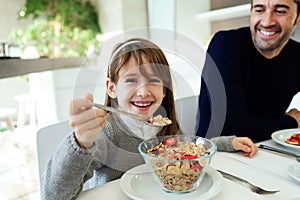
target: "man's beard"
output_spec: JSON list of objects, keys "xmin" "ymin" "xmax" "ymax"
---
[
  {"xmin": 251, "ymin": 25, "xmax": 293, "ymax": 52},
  {"xmin": 253, "ymin": 36, "xmax": 284, "ymax": 51}
]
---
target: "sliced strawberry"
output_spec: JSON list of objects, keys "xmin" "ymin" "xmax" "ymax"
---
[
  {"xmin": 191, "ymin": 163, "xmax": 201, "ymax": 170},
  {"xmin": 169, "ymin": 155, "xmax": 178, "ymax": 160},
  {"xmin": 292, "ymin": 133, "xmax": 300, "ymax": 139},
  {"xmin": 158, "ymin": 149, "xmax": 165, "ymax": 154},
  {"xmin": 286, "ymin": 133, "xmax": 300, "ymax": 145},
  {"xmin": 182, "ymin": 155, "xmax": 198, "ymax": 160},
  {"xmin": 149, "ymin": 118, "xmax": 154, "ymax": 124},
  {"xmin": 163, "ymin": 137, "xmax": 177, "ymax": 146}
]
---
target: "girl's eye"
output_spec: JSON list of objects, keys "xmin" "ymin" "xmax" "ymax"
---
[
  {"xmin": 125, "ymin": 78, "xmax": 138, "ymax": 83},
  {"xmin": 149, "ymin": 78, "xmax": 162, "ymax": 84}
]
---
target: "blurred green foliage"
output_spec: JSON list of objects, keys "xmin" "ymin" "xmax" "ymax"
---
[{"xmin": 9, "ymin": 0, "xmax": 101, "ymax": 58}]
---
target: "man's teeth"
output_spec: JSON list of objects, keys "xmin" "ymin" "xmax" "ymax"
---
[{"xmin": 260, "ymin": 30, "xmax": 275, "ymax": 35}]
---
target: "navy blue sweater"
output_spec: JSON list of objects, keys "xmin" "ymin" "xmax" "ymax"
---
[{"xmin": 197, "ymin": 27, "xmax": 300, "ymax": 142}]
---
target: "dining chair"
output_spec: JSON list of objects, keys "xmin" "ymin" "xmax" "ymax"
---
[
  {"xmin": 175, "ymin": 95, "xmax": 199, "ymax": 135},
  {"xmin": 36, "ymin": 120, "xmax": 71, "ymax": 187}
]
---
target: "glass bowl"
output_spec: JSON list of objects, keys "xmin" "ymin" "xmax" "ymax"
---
[{"xmin": 138, "ymin": 135, "xmax": 217, "ymax": 193}]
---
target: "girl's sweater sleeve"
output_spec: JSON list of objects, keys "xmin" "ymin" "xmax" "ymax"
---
[
  {"xmin": 41, "ymin": 132, "xmax": 103, "ymax": 200},
  {"xmin": 210, "ymin": 136, "xmax": 235, "ymax": 152}
]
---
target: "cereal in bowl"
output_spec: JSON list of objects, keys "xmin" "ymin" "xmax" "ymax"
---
[{"xmin": 146, "ymin": 137, "xmax": 212, "ymax": 192}]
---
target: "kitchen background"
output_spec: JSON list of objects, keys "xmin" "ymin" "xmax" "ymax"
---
[{"xmin": 1, "ymin": 0, "xmax": 300, "ymax": 126}]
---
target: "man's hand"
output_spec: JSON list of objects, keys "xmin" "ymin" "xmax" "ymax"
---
[{"xmin": 286, "ymin": 108, "xmax": 300, "ymax": 128}]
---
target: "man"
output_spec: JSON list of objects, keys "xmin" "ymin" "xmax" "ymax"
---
[{"xmin": 197, "ymin": 0, "xmax": 300, "ymax": 142}]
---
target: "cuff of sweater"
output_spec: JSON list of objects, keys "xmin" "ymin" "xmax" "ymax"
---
[
  {"xmin": 69, "ymin": 133, "xmax": 97, "ymax": 155},
  {"xmin": 222, "ymin": 135, "xmax": 235, "ymax": 152},
  {"xmin": 219, "ymin": 135, "xmax": 235, "ymax": 152},
  {"xmin": 210, "ymin": 135, "xmax": 235, "ymax": 152}
]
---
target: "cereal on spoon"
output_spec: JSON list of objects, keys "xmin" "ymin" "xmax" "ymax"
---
[{"xmin": 148, "ymin": 115, "xmax": 172, "ymax": 126}]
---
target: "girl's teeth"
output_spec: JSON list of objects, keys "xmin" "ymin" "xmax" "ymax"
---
[{"xmin": 134, "ymin": 103, "xmax": 150, "ymax": 107}]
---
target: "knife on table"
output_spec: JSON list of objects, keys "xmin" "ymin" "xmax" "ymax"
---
[{"xmin": 258, "ymin": 144, "xmax": 300, "ymax": 162}]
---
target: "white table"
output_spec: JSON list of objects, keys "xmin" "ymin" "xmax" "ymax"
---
[{"xmin": 77, "ymin": 140, "xmax": 300, "ymax": 200}]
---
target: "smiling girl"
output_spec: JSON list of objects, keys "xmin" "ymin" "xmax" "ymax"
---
[{"xmin": 42, "ymin": 38, "xmax": 258, "ymax": 199}]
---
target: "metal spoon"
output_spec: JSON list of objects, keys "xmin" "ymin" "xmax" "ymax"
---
[{"xmin": 92, "ymin": 103, "xmax": 167, "ymax": 127}]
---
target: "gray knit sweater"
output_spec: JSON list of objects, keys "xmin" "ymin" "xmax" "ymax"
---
[{"xmin": 41, "ymin": 113, "xmax": 235, "ymax": 200}]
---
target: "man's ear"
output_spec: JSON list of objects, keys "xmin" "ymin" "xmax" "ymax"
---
[
  {"xmin": 297, "ymin": 16, "xmax": 300, "ymax": 26},
  {"xmin": 106, "ymin": 78, "xmax": 117, "ymax": 98}
]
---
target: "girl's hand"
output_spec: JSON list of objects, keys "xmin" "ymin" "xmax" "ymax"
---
[
  {"xmin": 232, "ymin": 137, "xmax": 258, "ymax": 158},
  {"xmin": 69, "ymin": 93, "xmax": 107, "ymax": 149}
]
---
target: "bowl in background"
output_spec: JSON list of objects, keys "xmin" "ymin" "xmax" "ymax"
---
[{"xmin": 138, "ymin": 135, "xmax": 217, "ymax": 193}]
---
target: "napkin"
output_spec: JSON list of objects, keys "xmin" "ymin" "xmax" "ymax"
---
[{"xmin": 211, "ymin": 151, "xmax": 300, "ymax": 199}]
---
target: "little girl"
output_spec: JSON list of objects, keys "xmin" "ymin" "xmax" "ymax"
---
[{"xmin": 42, "ymin": 38, "xmax": 258, "ymax": 199}]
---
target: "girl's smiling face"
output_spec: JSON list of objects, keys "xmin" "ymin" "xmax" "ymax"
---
[{"xmin": 106, "ymin": 55, "xmax": 165, "ymax": 120}]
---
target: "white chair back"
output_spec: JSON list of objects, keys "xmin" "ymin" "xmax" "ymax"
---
[
  {"xmin": 175, "ymin": 95, "xmax": 199, "ymax": 135},
  {"xmin": 36, "ymin": 120, "xmax": 71, "ymax": 186}
]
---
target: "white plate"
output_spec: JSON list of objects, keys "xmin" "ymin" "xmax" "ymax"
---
[
  {"xmin": 120, "ymin": 164, "xmax": 223, "ymax": 200},
  {"xmin": 271, "ymin": 128, "xmax": 300, "ymax": 151},
  {"xmin": 288, "ymin": 163, "xmax": 300, "ymax": 182}
]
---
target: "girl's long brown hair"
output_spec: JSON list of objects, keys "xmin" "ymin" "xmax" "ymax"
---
[{"xmin": 104, "ymin": 38, "xmax": 179, "ymax": 136}]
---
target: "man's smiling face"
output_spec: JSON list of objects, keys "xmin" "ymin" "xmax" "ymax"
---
[{"xmin": 250, "ymin": 0, "xmax": 299, "ymax": 58}]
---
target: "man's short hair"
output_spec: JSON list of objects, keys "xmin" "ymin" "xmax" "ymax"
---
[
  {"xmin": 295, "ymin": 0, "xmax": 300, "ymax": 15},
  {"xmin": 251, "ymin": 0, "xmax": 300, "ymax": 15}
]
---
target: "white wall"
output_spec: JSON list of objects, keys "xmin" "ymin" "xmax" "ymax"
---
[
  {"xmin": 176, "ymin": 0, "xmax": 210, "ymax": 46},
  {"xmin": 0, "ymin": 77, "xmax": 29, "ymax": 108},
  {"xmin": 52, "ymin": 67, "xmax": 107, "ymax": 121},
  {"xmin": 94, "ymin": 0, "xmax": 148, "ymax": 33},
  {"xmin": 93, "ymin": 0, "xmax": 124, "ymax": 32}
]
